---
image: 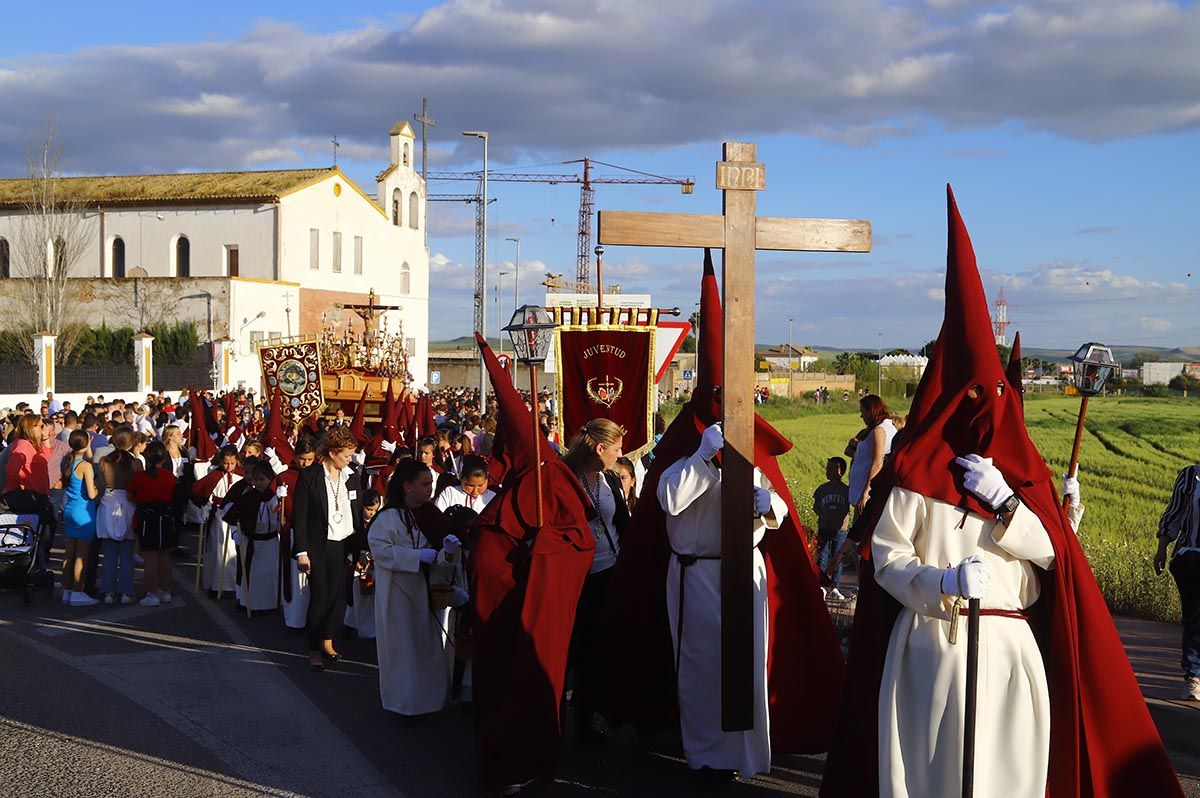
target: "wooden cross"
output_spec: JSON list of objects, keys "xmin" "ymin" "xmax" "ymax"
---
[
  {"xmin": 341, "ymin": 288, "xmax": 404, "ymax": 336},
  {"xmin": 598, "ymin": 141, "xmax": 871, "ymax": 731}
]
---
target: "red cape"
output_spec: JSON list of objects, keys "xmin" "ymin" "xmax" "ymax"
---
[
  {"xmin": 820, "ymin": 187, "xmax": 1182, "ymax": 798},
  {"xmin": 602, "ymin": 249, "xmax": 845, "ymax": 752},
  {"xmin": 469, "ymin": 333, "xmax": 594, "ymax": 790}
]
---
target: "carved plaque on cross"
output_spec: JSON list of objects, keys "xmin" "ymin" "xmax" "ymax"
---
[{"xmin": 598, "ymin": 141, "xmax": 870, "ymax": 731}]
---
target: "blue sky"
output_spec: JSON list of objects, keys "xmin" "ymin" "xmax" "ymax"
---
[{"xmin": 3, "ymin": 1, "xmax": 1198, "ymax": 351}]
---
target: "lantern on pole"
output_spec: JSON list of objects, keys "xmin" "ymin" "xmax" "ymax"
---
[
  {"xmin": 1062, "ymin": 342, "xmax": 1117, "ymax": 510},
  {"xmin": 503, "ymin": 304, "xmax": 557, "ymax": 528}
]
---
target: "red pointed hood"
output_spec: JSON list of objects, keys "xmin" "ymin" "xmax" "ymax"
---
[
  {"xmin": 188, "ymin": 387, "xmax": 216, "ymax": 461},
  {"xmin": 381, "ymin": 378, "xmax": 397, "ymax": 438},
  {"xmin": 889, "ymin": 186, "xmax": 1049, "ymax": 517},
  {"xmin": 1006, "ymin": 331, "xmax": 1024, "ymax": 404},
  {"xmin": 262, "ymin": 388, "xmax": 294, "ymax": 464},
  {"xmin": 474, "ymin": 333, "xmax": 593, "ymax": 544},
  {"xmin": 348, "ymin": 383, "xmax": 369, "ymax": 445}
]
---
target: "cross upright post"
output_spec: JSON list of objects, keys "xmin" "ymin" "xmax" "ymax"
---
[{"xmin": 597, "ymin": 141, "xmax": 871, "ymax": 731}]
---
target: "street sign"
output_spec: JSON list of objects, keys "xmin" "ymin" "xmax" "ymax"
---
[
  {"xmin": 496, "ymin": 354, "xmax": 513, "ymax": 370},
  {"xmin": 431, "ymin": 370, "xmax": 441, "ymax": 385},
  {"xmin": 682, "ymin": 369, "xmax": 695, "ymax": 380}
]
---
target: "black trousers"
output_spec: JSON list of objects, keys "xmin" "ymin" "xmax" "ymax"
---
[
  {"xmin": 307, "ymin": 538, "xmax": 347, "ymax": 650},
  {"xmin": 1170, "ymin": 550, "xmax": 1200, "ymax": 679},
  {"xmin": 568, "ymin": 567, "xmax": 613, "ymax": 722}
]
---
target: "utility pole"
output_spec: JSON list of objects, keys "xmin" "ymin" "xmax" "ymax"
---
[
  {"xmin": 331, "ymin": 135, "xmax": 340, "ymax": 166},
  {"xmin": 413, "ymin": 98, "xmax": 436, "ymax": 184},
  {"xmin": 506, "ymin": 237, "xmax": 521, "ymax": 312},
  {"xmin": 788, "ymin": 318, "xmax": 794, "ymax": 400},
  {"xmin": 877, "ymin": 331, "xmax": 883, "ymax": 397},
  {"xmin": 463, "ymin": 131, "xmax": 489, "ymax": 402}
]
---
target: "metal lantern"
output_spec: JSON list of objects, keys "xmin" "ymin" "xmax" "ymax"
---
[
  {"xmin": 1069, "ymin": 342, "xmax": 1117, "ymax": 397},
  {"xmin": 503, "ymin": 304, "xmax": 556, "ymax": 365}
]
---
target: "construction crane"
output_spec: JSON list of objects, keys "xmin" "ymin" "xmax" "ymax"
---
[{"xmin": 427, "ymin": 158, "xmax": 694, "ymax": 284}]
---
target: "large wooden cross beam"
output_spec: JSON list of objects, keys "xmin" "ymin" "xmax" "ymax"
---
[{"xmin": 598, "ymin": 141, "xmax": 871, "ymax": 731}]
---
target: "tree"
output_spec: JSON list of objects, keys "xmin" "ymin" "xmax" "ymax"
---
[
  {"xmin": 996, "ymin": 343, "xmax": 1011, "ymax": 366},
  {"xmin": 3, "ymin": 119, "xmax": 89, "ymax": 363},
  {"xmin": 832, "ymin": 351, "xmax": 854, "ymax": 375},
  {"xmin": 1168, "ymin": 373, "xmax": 1200, "ymax": 392},
  {"xmin": 886, "ymin": 348, "xmax": 911, "ymax": 357}
]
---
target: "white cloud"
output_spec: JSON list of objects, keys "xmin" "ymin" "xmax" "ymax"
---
[{"xmin": 2, "ymin": 1, "xmax": 1199, "ymax": 175}]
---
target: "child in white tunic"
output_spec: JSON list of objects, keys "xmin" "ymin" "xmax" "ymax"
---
[
  {"xmin": 344, "ymin": 490, "xmax": 382, "ymax": 639},
  {"xmin": 225, "ymin": 461, "xmax": 282, "ymax": 613},
  {"xmin": 369, "ymin": 461, "xmax": 468, "ymax": 716}
]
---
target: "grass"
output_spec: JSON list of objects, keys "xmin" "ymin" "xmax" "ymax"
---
[{"xmin": 661, "ymin": 394, "xmax": 1199, "ymax": 623}]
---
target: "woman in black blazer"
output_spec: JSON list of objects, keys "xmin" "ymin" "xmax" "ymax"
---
[{"xmin": 291, "ymin": 428, "xmax": 364, "ymax": 671}]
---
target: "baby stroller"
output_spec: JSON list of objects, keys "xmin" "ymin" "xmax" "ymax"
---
[{"xmin": 0, "ymin": 515, "xmax": 52, "ymax": 605}]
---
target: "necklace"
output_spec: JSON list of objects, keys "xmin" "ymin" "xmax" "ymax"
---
[{"xmin": 325, "ymin": 467, "xmax": 345, "ymax": 525}]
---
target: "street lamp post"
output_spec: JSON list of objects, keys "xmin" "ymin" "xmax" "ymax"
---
[
  {"xmin": 463, "ymin": 130, "xmax": 489, "ymax": 403},
  {"xmin": 1063, "ymin": 342, "xmax": 1117, "ymax": 511},
  {"xmin": 503, "ymin": 305, "xmax": 558, "ymax": 529},
  {"xmin": 497, "ymin": 271, "xmax": 511, "ymax": 356},
  {"xmin": 506, "ymin": 237, "xmax": 520, "ymax": 312}
]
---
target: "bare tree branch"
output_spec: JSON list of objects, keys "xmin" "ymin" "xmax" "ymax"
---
[{"xmin": 5, "ymin": 117, "xmax": 91, "ymax": 363}]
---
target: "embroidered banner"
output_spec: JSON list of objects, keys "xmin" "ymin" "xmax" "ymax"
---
[
  {"xmin": 258, "ymin": 339, "xmax": 325, "ymax": 426},
  {"xmin": 555, "ymin": 326, "xmax": 655, "ymax": 457}
]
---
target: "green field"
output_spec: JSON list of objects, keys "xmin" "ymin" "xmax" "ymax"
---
[{"xmin": 663, "ymin": 395, "xmax": 1200, "ymax": 623}]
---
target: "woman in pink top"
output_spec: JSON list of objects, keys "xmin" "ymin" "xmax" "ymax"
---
[{"xmin": 5, "ymin": 415, "xmax": 51, "ymax": 496}]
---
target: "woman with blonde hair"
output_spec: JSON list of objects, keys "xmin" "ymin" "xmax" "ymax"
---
[
  {"xmin": 561, "ymin": 418, "xmax": 630, "ymax": 742},
  {"xmin": 97, "ymin": 429, "xmax": 142, "ymax": 604}
]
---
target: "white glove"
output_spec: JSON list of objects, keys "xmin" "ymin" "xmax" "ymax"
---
[
  {"xmin": 264, "ymin": 447, "xmax": 277, "ymax": 461},
  {"xmin": 697, "ymin": 423, "xmax": 724, "ymax": 462},
  {"xmin": 941, "ymin": 555, "xmax": 990, "ymax": 600},
  {"xmin": 450, "ymin": 586, "xmax": 470, "ymax": 608},
  {"xmin": 225, "ymin": 426, "xmax": 238, "ymax": 439},
  {"xmin": 381, "ymin": 440, "xmax": 397, "ymax": 454},
  {"xmin": 753, "ymin": 486, "xmax": 772, "ymax": 515},
  {"xmin": 954, "ymin": 454, "xmax": 1013, "ymax": 509},
  {"xmin": 1062, "ymin": 474, "xmax": 1080, "ymax": 503},
  {"xmin": 275, "ymin": 484, "xmax": 289, "ymax": 499},
  {"xmin": 442, "ymin": 534, "xmax": 461, "ymax": 556},
  {"xmin": 418, "ymin": 548, "xmax": 438, "ymax": 565}
]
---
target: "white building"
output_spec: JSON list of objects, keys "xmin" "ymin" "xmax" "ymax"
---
[
  {"xmin": 0, "ymin": 122, "xmax": 430, "ymax": 391},
  {"xmin": 879, "ymin": 353, "xmax": 929, "ymax": 380},
  {"xmin": 1141, "ymin": 362, "xmax": 1187, "ymax": 386},
  {"xmin": 761, "ymin": 344, "xmax": 820, "ymax": 372}
]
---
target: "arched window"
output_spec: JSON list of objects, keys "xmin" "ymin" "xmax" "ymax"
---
[
  {"xmin": 399, "ymin": 261, "xmax": 411, "ymax": 295},
  {"xmin": 176, "ymin": 235, "xmax": 190, "ymax": 277},
  {"xmin": 111, "ymin": 237, "xmax": 125, "ymax": 278},
  {"xmin": 392, "ymin": 188, "xmax": 402, "ymax": 226},
  {"xmin": 0, "ymin": 238, "xmax": 9, "ymax": 279},
  {"xmin": 408, "ymin": 192, "xmax": 419, "ymax": 229},
  {"xmin": 403, "ymin": 143, "xmax": 410, "ymax": 167}
]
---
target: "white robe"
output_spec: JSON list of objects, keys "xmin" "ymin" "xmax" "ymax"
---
[
  {"xmin": 201, "ymin": 472, "xmax": 241, "ymax": 594},
  {"xmin": 233, "ymin": 497, "xmax": 281, "ymax": 612},
  {"xmin": 280, "ymin": 558, "xmax": 310, "ymax": 629},
  {"xmin": 657, "ymin": 452, "xmax": 786, "ymax": 777},
  {"xmin": 343, "ymin": 569, "xmax": 377, "ymax": 639},
  {"xmin": 368, "ymin": 507, "xmax": 461, "ymax": 716},
  {"xmin": 872, "ymin": 487, "xmax": 1056, "ymax": 798}
]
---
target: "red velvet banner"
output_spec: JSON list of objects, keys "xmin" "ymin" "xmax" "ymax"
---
[{"xmin": 555, "ymin": 327, "xmax": 655, "ymax": 456}]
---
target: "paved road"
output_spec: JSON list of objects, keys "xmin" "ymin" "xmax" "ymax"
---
[{"xmin": 1, "ymin": 531, "xmax": 1196, "ymax": 797}]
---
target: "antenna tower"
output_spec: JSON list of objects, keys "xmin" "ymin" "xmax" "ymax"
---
[{"xmin": 992, "ymin": 285, "xmax": 1010, "ymax": 346}]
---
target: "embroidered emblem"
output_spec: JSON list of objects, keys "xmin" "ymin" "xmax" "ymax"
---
[{"xmin": 586, "ymin": 375, "xmax": 624, "ymax": 408}]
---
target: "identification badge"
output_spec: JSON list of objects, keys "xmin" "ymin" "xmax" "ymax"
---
[{"xmin": 348, "ymin": 490, "xmax": 358, "ymax": 501}]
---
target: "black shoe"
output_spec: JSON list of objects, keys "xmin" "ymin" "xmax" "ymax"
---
[{"xmin": 309, "ymin": 662, "xmax": 324, "ymax": 672}]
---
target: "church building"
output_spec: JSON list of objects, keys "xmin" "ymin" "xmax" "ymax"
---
[{"xmin": 0, "ymin": 122, "xmax": 429, "ymax": 391}]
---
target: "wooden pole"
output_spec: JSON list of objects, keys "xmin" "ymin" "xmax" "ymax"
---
[
  {"xmin": 595, "ymin": 246, "xmax": 604, "ymax": 316},
  {"xmin": 963, "ymin": 597, "xmax": 980, "ymax": 798},
  {"xmin": 1062, "ymin": 395, "xmax": 1089, "ymax": 510},
  {"xmin": 530, "ymin": 364, "xmax": 544, "ymax": 529},
  {"xmin": 195, "ymin": 510, "xmax": 207, "ymax": 592},
  {"xmin": 719, "ymin": 141, "xmax": 757, "ymax": 732}
]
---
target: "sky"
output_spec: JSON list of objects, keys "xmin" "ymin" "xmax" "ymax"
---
[{"xmin": 2, "ymin": 0, "xmax": 1198, "ymax": 352}]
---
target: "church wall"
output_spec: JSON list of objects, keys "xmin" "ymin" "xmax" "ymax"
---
[
  {"xmin": 0, "ymin": 203, "xmax": 275, "ymax": 280},
  {"xmin": 281, "ymin": 171, "xmax": 430, "ymax": 390}
]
